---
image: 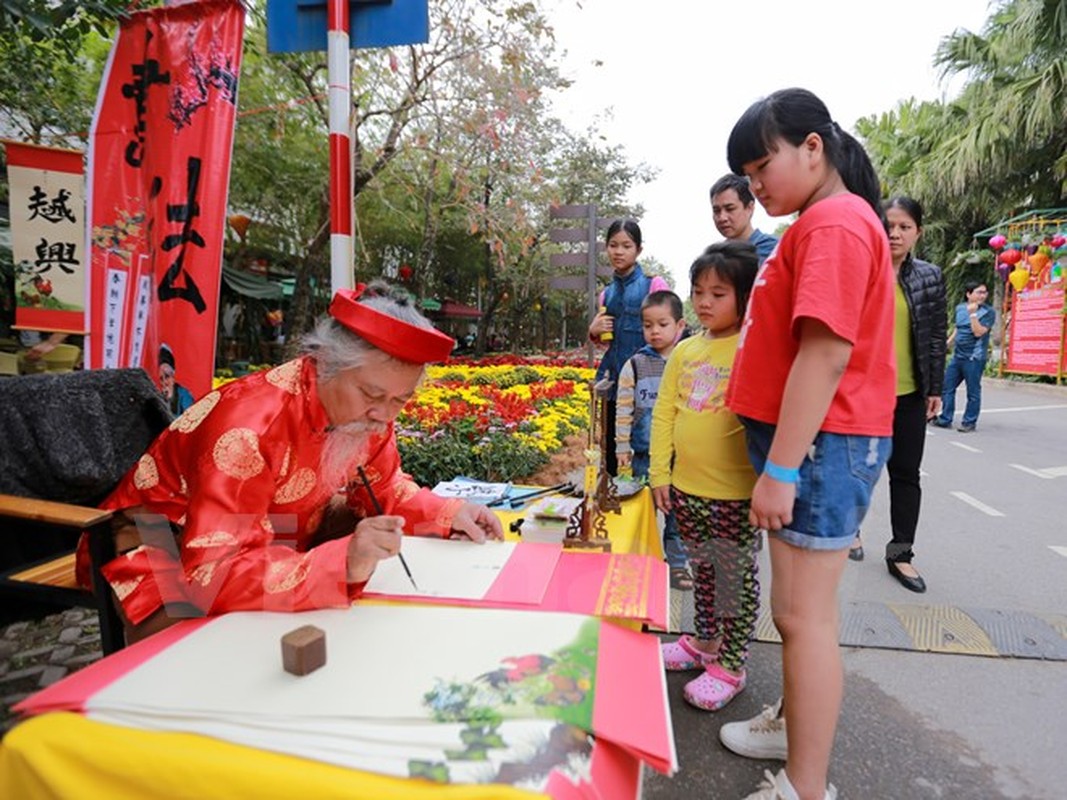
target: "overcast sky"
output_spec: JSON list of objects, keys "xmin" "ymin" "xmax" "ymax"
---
[{"xmin": 544, "ymin": 0, "xmax": 993, "ymax": 292}]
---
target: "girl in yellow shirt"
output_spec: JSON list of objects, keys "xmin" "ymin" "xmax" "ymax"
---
[{"xmin": 650, "ymin": 240, "xmax": 759, "ymax": 711}]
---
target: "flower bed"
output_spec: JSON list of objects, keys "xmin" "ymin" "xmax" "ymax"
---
[
  {"xmin": 210, "ymin": 354, "xmax": 596, "ymax": 488},
  {"xmin": 397, "ymin": 360, "xmax": 594, "ymax": 487}
]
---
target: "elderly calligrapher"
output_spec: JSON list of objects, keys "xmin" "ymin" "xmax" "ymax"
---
[{"xmin": 76, "ymin": 281, "xmax": 503, "ymax": 642}]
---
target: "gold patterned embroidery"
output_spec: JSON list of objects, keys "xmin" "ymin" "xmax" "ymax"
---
[
  {"xmin": 360, "ymin": 466, "xmax": 382, "ymax": 485},
  {"xmin": 189, "ymin": 562, "xmax": 217, "ymax": 587},
  {"xmin": 394, "ymin": 478, "xmax": 419, "ymax": 504},
  {"xmin": 213, "ymin": 428, "xmax": 265, "ymax": 479},
  {"xmin": 169, "ymin": 391, "xmax": 221, "ymax": 433},
  {"xmin": 279, "ymin": 447, "xmax": 292, "ymax": 478},
  {"xmin": 265, "ymin": 360, "xmax": 302, "ymax": 395},
  {"xmin": 133, "ymin": 455, "xmax": 159, "ymax": 490},
  {"xmin": 110, "ymin": 576, "xmax": 144, "ymax": 602},
  {"xmin": 179, "ymin": 474, "xmax": 188, "ymax": 496},
  {"xmin": 306, "ymin": 506, "xmax": 325, "ymax": 535},
  {"xmin": 273, "ymin": 467, "xmax": 316, "ymax": 504},
  {"xmin": 264, "ymin": 558, "xmax": 310, "ymax": 593},
  {"xmin": 186, "ymin": 531, "xmax": 239, "ymax": 548},
  {"xmin": 594, "ymin": 555, "xmax": 651, "ymax": 620},
  {"xmin": 262, "ymin": 516, "xmax": 274, "ymax": 535}
]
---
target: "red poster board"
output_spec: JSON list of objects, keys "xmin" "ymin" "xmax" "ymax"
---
[{"xmin": 1004, "ymin": 283, "xmax": 1067, "ymax": 375}]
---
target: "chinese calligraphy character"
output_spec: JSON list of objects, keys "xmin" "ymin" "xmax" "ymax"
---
[
  {"xmin": 122, "ymin": 53, "xmax": 171, "ymax": 168},
  {"xmin": 27, "ymin": 186, "xmax": 77, "ymax": 224},
  {"xmin": 33, "ymin": 237, "xmax": 79, "ymax": 275},
  {"xmin": 157, "ymin": 157, "xmax": 207, "ymax": 314}
]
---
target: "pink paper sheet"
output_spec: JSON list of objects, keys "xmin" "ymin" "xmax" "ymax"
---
[
  {"xmin": 363, "ymin": 548, "xmax": 667, "ymax": 629},
  {"xmin": 362, "ymin": 541, "xmax": 562, "ymax": 606},
  {"xmin": 593, "ymin": 620, "xmax": 676, "ymax": 775}
]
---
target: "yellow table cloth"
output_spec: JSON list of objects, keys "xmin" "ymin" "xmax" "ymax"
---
[{"xmin": 0, "ymin": 490, "xmax": 661, "ymax": 799}]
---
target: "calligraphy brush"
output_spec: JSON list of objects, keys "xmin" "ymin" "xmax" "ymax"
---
[
  {"xmin": 356, "ymin": 465, "xmax": 418, "ymax": 592},
  {"xmin": 488, "ymin": 481, "xmax": 575, "ymax": 509}
]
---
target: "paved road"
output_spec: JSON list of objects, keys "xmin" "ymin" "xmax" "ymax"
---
[
  {"xmin": 2, "ymin": 378, "xmax": 1065, "ymax": 797},
  {"xmin": 648, "ymin": 378, "xmax": 1067, "ymax": 799}
]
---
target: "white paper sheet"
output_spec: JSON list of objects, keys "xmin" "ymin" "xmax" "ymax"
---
[
  {"xmin": 365, "ymin": 537, "xmax": 515, "ymax": 599},
  {"xmin": 87, "ymin": 606, "xmax": 590, "ymax": 720}
]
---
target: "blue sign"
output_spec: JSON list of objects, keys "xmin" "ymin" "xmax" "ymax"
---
[{"xmin": 267, "ymin": 0, "xmax": 429, "ymax": 54}]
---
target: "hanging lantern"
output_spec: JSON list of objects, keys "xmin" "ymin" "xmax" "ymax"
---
[
  {"xmin": 988, "ymin": 234, "xmax": 1007, "ymax": 250},
  {"xmin": 228, "ymin": 213, "xmax": 251, "ymax": 240},
  {"xmin": 995, "ymin": 262, "xmax": 1012, "ymax": 282},
  {"xmin": 1050, "ymin": 235, "xmax": 1066, "ymax": 249},
  {"xmin": 398, "ymin": 264, "xmax": 413, "ymax": 282},
  {"xmin": 1029, "ymin": 252, "xmax": 1051, "ymax": 272},
  {"xmin": 999, "ymin": 248, "xmax": 1022, "ymax": 266},
  {"xmin": 1008, "ymin": 267, "xmax": 1030, "ymax": 292}
]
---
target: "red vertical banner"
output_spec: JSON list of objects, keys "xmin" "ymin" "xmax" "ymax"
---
[
  {"xmin": 3, "ymin": 141, "xmax": 87, "ymax": 334},
  {"xmin": 87, "ymin": 0, "xmax": 245, "ymax": 401}
]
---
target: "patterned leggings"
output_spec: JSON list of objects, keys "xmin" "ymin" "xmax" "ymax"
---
[{"xmin": 671, "ymin": 488, "xmax": 760, "ymax": 673}]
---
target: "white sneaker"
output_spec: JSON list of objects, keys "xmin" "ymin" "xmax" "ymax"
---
[
  {"xmin": 743, "ymin": 768, "xmax": 837, "ymax": 800},
  {"xmin": 719, "ymin": 698, "xmax": 788, "ymax": 760}
]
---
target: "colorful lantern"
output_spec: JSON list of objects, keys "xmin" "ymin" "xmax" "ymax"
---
[
  {"xmin": 1008, "ymin": 268, "xmax": 1030, "ymax": 292},
  {"xmin": 988, "ymin": 234, "xmax": 1007, "ymax": 250},
  {"xmin": 1050, "ymin": 235, "xmax": 1066, "ymax": 249},
  {"xmin": 995, "ymin": 262, "xmax": 1012, "ymax": 281},
  {"xmin": 1000, "ymin": 248, "xmax": 1022, "ymax": 266},
  {"xmin": 1029, "ymin": 252, "xmax": 1051, "ymax": 272},
  {"xmin": 228, "ymin": 213, "xmax": 251, "ymax": 239}
]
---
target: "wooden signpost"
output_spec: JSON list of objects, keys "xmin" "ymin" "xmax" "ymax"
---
[{"xmin": 547, "ymin": 204, "xmax": 612, "ymax": 367}]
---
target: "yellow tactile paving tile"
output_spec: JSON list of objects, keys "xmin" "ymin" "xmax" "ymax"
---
[
  {"xmin": 887, "ymin": 604, "xmax": 999, "ymax": 656},
  {"xmin": 754, "ymin": 608, "xmax": 782, "ymax": 643}
]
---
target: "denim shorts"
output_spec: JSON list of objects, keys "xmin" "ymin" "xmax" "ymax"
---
[{"xmin": 740, "ymin": 417, "xmax": 891, "ymax": 551}]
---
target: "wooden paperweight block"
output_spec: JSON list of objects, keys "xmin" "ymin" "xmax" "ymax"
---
[{"xmin": 281, "ymin": 624, "xmax": 327, "ymax": 676}]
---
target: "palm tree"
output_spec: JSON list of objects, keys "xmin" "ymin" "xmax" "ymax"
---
[{"xmin": 932, "ymin": 0, "xmax": 1067, "ymax": 202}]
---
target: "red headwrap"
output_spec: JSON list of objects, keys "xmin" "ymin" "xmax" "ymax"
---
[{"xmin": 328, "ymin": 285, "xmax": 454, "ymax": 364}]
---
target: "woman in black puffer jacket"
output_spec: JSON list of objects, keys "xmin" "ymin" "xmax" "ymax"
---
[{"xmin": 850, "ymin": 197, "xmax": 946, "ymax": 593}]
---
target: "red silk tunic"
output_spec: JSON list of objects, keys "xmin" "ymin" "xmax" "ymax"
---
[{"xmin": 78, "ymin": 357, "xmax": 462, "ymax": 625}]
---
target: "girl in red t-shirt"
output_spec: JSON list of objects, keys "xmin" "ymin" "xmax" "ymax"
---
[{"xmin": 718, "ymin": 88, "xmax": 896, "ymax": 800}]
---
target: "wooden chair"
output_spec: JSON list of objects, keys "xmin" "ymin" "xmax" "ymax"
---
[{"xmin": 0, "ymin": 368, "xmax": 172, "ymax": 655}]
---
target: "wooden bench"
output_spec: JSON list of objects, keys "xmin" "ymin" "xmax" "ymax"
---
[{"xmin": 0, "ymin": 494, "xmax": 124, "ymax": 655}]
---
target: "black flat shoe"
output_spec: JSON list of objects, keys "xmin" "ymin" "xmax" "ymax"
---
[
  {"xmin": 887, "ymin": 560, "xmax": 926, "ymax": 593},
  {"xmin": 848, "ymin": 544, "xmax": 864, "ymax": 561}
]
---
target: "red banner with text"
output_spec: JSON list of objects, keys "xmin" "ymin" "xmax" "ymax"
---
[
  {"xmin": 3, "ymin": 141, "xmax": 87, "ymax": 334},
  {"xmin": 1004, "ymin": 283, "xmax": 1067, "ymax": 376},
  {"xmin": 87, "ymin": 0, "xmax": 244, "ymax": 403}
]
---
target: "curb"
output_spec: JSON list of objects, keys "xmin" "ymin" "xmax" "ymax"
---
[{"xmin": 984, "ymin": 376, "xmax": 1067, "ymax": 398}]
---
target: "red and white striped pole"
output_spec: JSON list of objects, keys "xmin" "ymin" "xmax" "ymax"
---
[{"xmin": 327, "ymin": 0, "xmax": 353, "ymax": 291}]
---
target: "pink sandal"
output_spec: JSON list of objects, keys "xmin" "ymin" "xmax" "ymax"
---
[
  {"xmin": 683, "ymin": 663, "xmax": 746, "ymax": 711},
  {"xmin": 661, "ymin": 635, "xmax": 719, "ymax": 671}
]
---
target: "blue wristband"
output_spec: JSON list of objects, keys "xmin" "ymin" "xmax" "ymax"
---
[{"xmin": 763, "ymin": 460, "xmax": 800, "ymax": 484}]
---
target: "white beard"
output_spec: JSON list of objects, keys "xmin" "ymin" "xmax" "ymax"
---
[{"xmin": 318, "ymin": 421, "xmax": 385, "ymax": 490}]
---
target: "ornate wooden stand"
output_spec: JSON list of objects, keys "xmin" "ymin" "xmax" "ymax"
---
[{"xmin": 563, "ymin": 378, "xmax": 617, "ymax": 552}]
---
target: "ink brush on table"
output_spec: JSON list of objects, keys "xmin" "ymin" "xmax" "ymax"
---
[{"xmin": 356, "ymin": 465, "xmax": 419, "ymax": 591}]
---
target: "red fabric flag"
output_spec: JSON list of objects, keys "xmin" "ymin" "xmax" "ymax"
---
[{"xmin": 87, "ymin": 0, "xmax": 244, "ymax": 401}]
